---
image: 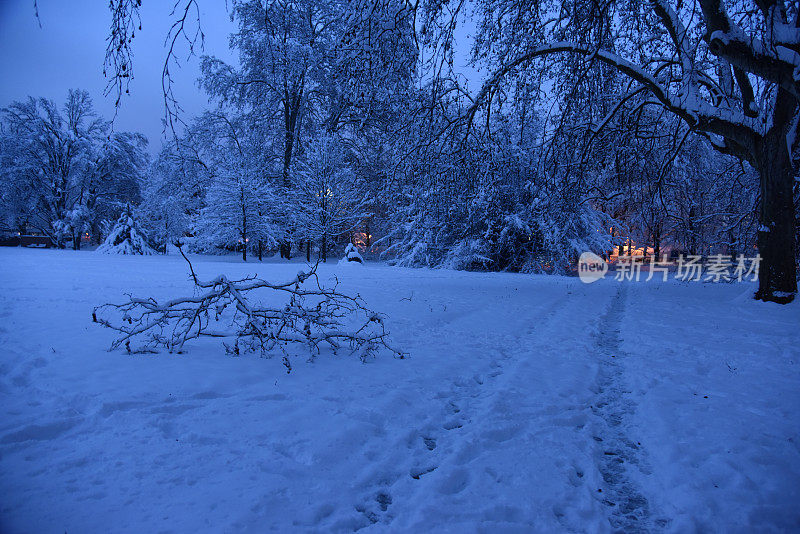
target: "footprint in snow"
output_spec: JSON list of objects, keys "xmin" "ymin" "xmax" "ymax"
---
[
  {"xmin": 443, "ymin": 419, "xmax": 463, "ymax": 430},
  {"xmin": 354, "ymin": 491, "xmax": 393, "ymax": 527},
  {"xmin": 410, "ymin": 465, "xmax": 438, "ymax": 479},
  {"xmin": 375, "ymin": 491, "xmax": 392, "ymax": 511},
  {"xmin": 438, "ymin": 468, "xmax": 470, "ymax": 495}
]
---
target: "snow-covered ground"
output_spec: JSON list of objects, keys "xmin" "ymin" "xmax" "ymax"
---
[{"xmin": 0, "ymin": 247, "xmax": 798, "ymax": 533}]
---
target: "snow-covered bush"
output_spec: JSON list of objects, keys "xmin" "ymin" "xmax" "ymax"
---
[
  {"xmin": 96, "ymin": 205, "xmax": 156, "ymax": 255},
  {"xmin": 384, "ymin": 173, "xmax": 613, "ymax": 274},
  {"xmin": 340, "ymin": 242, "xmax": 364, "ymax": 264}
]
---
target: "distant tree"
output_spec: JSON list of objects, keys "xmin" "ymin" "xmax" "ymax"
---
[
  {"xmin": 0, "ymin": 90, "xmax": 146, "ymax": 248},
  {"xmin": 138, "ymin": 152, "xmax": 194, "ymax": 254},
  {"xmin": 294, "ymin": 135, "xmax": 370, "ymax": 262},
  {"xmin": 0, "ymin": 130, "xmax": 36, "ymax": 235},
  {"xmin": 81, "ymin": 131, "xmax": 148, "ymax": 245},
  {"xmin": 196, "ymin": 159, "xmax": 278, "ymax": 261},
  {"xmin": 198, "ymin": 0, "xmax": 415, "ymax": 258}
]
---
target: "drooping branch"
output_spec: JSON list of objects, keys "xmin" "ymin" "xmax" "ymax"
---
[
  {"xmin": 161, "ymin": 0, "xmax": 204, "ymax": 135},
  {"xmin": 466, "ymin": 42, "xmax": 687, "ymax": 130},
  {"xmin": 104, "ymin": 0, "xmax": 204, "ymax": 134},
  {"xmin": 104, "ymin": 0, "xmax": 142, "ymax": 113},
  {"xmin": 92, "ymin": 250, "xmax": 404, "ymax": 367},
  {"xmin": 466, "ymin": 40, "xmax": 762, "ymax": 160}
]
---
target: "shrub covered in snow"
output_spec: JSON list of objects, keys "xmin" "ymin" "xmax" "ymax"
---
[
  {"xmin": 96, "ymin": 206, "xmax": 156, "ymax": 255},
  {"xmin": 340, "ymin": 242, "xmax": 364, "ymax": 264},
  {"xmin": 384, "ymin": 178, "xmax": 614, "ymax": 274}
]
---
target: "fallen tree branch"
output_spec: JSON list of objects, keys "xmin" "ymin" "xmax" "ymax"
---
[{"xmin": 93, "ymin": 250, "xmax": 404, "ymax": 367}]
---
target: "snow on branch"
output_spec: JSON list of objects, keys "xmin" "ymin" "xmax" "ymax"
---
[
  {"xmin": 699, "ymin": 0, "xmax": 799, "ymax": 99},
  {"xmin": 466, "ymin": 42, "xmax": 688, "ymax": 133},
  {"xmin": 92, "ymin": 249, "xmax": 404, "ymax": 368},
  {"xmin": 467, "ymin": 40, "xmax": 764, "ymax": 150}
]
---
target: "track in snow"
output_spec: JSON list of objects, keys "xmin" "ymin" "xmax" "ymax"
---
[{"xmin": 590, "ymin": 286, "xmax": 663, "ymax": 532}]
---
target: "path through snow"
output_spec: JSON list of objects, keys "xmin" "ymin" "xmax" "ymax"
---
[{"xmin": 590, "ymin": 286, "xmax": 653, "ymax": 531}]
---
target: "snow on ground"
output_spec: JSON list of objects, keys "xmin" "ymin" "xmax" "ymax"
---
[{"xmin": 0, "ymin": 247, "xmax": 798, "ymax": 533}]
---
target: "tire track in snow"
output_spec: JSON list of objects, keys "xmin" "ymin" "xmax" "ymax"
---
[{"xmin": 590, "ymin": 285, "xmax": 659, "ymax": 532}]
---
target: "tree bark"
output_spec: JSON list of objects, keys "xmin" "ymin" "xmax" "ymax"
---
[
  {"xmin": 279, "ymin": 89, "xmax": 302, "ymax": 262},
  {"xmin": 282, "ymin": 91, "xmax": 301, "ymax": 189},
  {"xmin": 242, "ymin": 201, "xmax": 248, "ymax": 262},
  {"xmin": 754, "ymin": 135, "xmax": 797, "ymax": 303}
]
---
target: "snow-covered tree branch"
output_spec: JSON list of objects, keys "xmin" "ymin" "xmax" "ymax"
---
[{"xmin": 92, "ymin": 248, "xmax": 403, "ymax": 367}]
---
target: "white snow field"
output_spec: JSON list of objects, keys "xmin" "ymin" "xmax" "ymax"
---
[{"xmin": 0, "ymin": 247, "xmax": 798, "ymax": 533}]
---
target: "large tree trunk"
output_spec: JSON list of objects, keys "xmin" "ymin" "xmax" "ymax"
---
[
  {"xmin": 279, "ymin": 90, "xmax": 302, "ymax": 262},
  {"xmin": 754, "ymin": 135, "xmax": 797, "ymax": 303}
]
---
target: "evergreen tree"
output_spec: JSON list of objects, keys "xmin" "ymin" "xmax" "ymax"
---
[{"xmin": 96, "ymin": 205, "xmax": 156, "ymax": 255}]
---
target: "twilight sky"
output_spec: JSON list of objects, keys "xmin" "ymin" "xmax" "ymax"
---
[
  {"xmin": 0, "ymin": 0, "xmax": 236, "ymax": 153},
  {"xmin": 0, "ymin": 0, "xmax": 479, "ymax": 154}
]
